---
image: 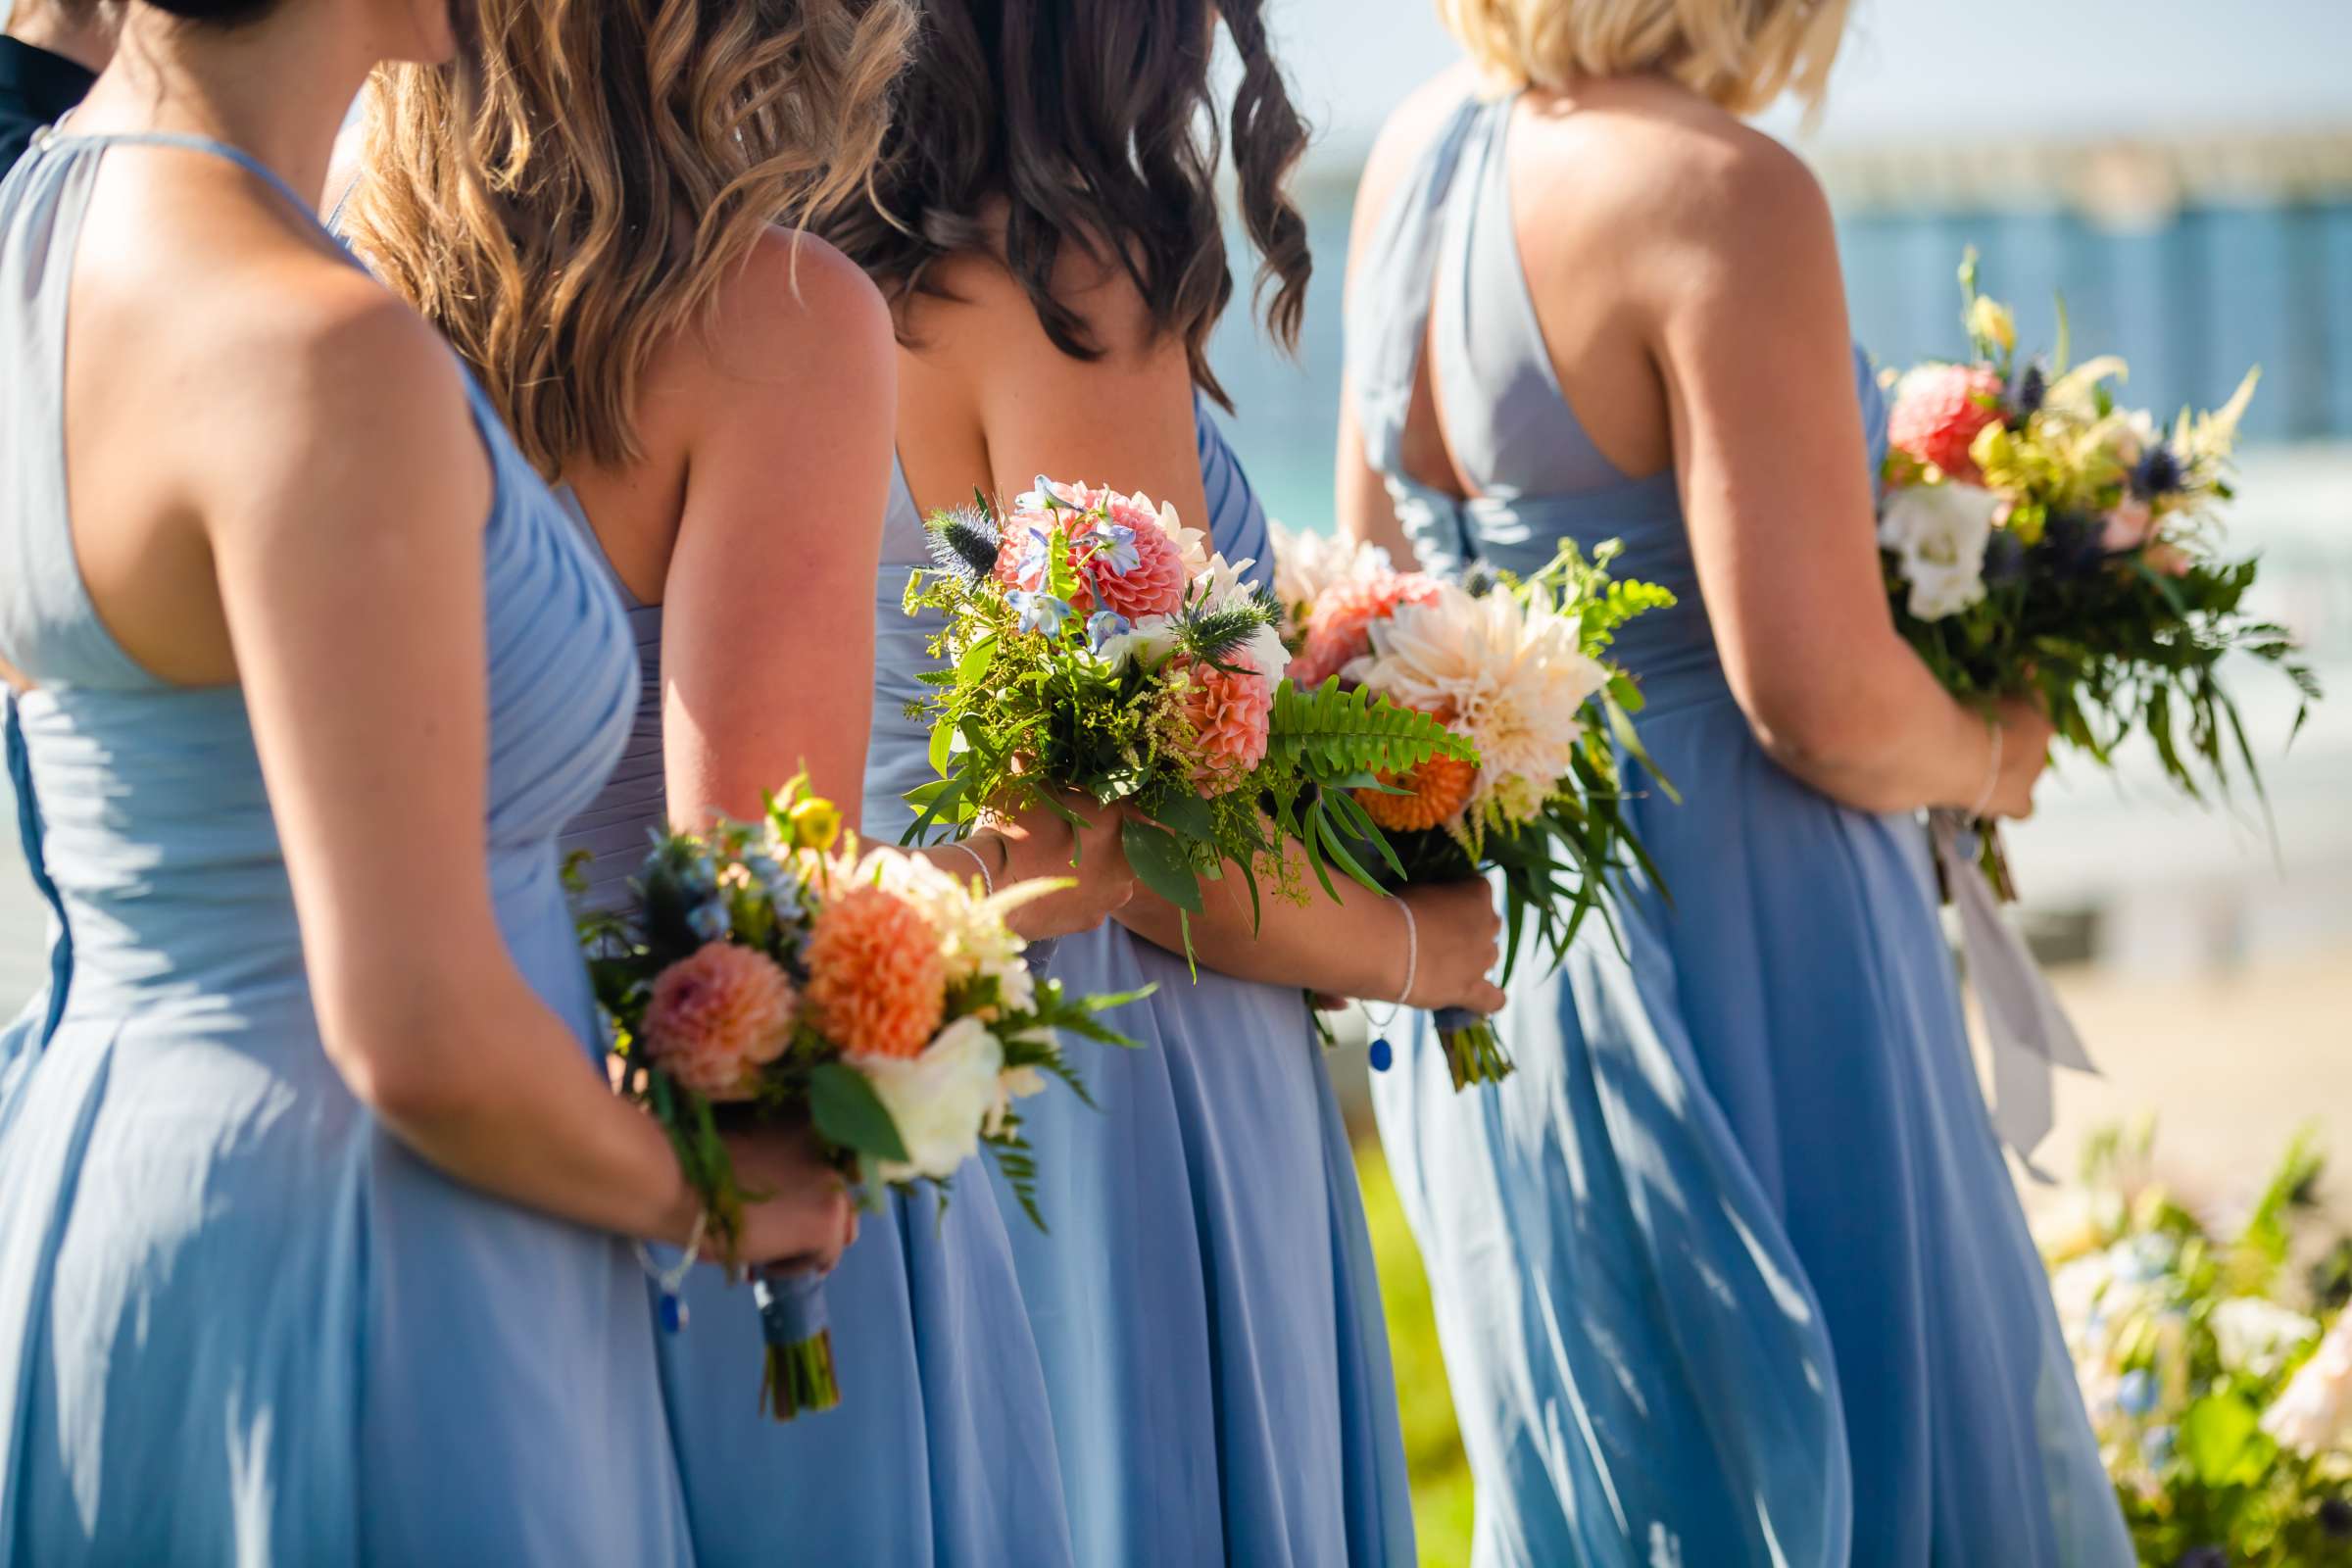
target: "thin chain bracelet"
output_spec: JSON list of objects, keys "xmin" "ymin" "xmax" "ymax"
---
[
  {"xmin": 1969, "ymin": 719, "xmax": 2005, "ymax": 821},
  {"xmin": 638, "ymin": 1205, "xmax": 708, "ymax": 1333},
  {"xmin": 1361, "ymin": 897, "xmax": 1419, "ymax": 1073},
  {"xmin": 939, "ymin": 838, "xmax": 995, "ymax": 897}
]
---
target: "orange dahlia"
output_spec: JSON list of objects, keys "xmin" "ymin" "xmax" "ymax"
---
[
  {"xmin": 641, "ymin": 942, "xmax": 799, "ymax": 1101},
  {"xmin": 1290, "ymin": 568, "xmax": 1444, "ymax": 688},
  {"xmin": 1354, "ymin": 751, "xmax": 1478, "ymax": 833},
  {"xmin": 803, "ymin": 885, "xmax": 949, "ymax": 1060}
]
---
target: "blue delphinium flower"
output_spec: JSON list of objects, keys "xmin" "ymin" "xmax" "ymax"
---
[
  {"xmin": 2139, "ymin": 1424, "xmax": 2176, "ymax": 1468},
  {"xmin": 1007, "ymin": 589, "xmax": 1075, "ymax": 637},
  {"xmin": 686, "ymin": 898, "xmax": 730, "ymax": 944},
  {"xmin": 1088, "ymin": 522, "xmax": 1142, "ymax": 576},
  {"xmin": 2116, "ymin": 1368, "xmax": 2159, "ymax": 1417},
  {"xmin": 2131, "ymin": 444, "xmax": 2186, "ymax": 500},
  {"xmin": 1086, "ymin": 610, "xmax": 1132, "ymax": 647},
  {"xmin": 1014, "ymin": 524, "xmax": 1055, "ymax": 584}
]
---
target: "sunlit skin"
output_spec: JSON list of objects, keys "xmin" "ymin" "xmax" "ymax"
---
[
  {"xmin": 1338, "ymin": 66, "xmax": 2054, "ymax": 821},
  {"xmin": 893, "ymin": 233, "xmax": 1509, "ymax": 1014},
  {"xmin": 45, "ymin": 0, "xmax": 845, "ymax": 1270}
]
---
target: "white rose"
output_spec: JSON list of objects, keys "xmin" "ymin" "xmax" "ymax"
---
[
  {"xmin": 2211, "ymin": 1297, "xmax": 2320, "ymax": 1380},
  {"xmin": 857, "ymin": 1015, "xmax": 1005, "ymax": 1183},
  {"xmin": 1879, "ymin": 482, "xmax": 1999, "ymax": 620}
]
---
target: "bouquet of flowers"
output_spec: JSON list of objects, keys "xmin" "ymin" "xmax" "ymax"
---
[
  {"xmin": 1275, "ymin": 524, "xmax": 1673, "ymax": 1089},
  {"xmin": 576, "ymin": 780, "xmax": 1140, "ymax": 1420},
  {"xmin": 1880, "ymin": 251, "xmax": 2318, "ymax": 881},
  {"xmin": 2040, "ymin": 1121, "xmax": 2352, "ymax": 1564},
  {"xmin": 903, "ymin": 478, "xmax": 1477, "ymax": 948}
]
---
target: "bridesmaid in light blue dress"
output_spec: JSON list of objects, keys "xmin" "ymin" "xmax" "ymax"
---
[
  {"xmin": 343, "ymin": 6, "xmax": 1126, "ymax": 1560},
  {"xmin": 0, "ymin": 14, "xmax": 762, "ymax": 1552},
  {"xmin": 822, "ymin": 1, "xmax": 1531, "ymax": 1557},
  {"xmin": 1344, "ymin": 52, "xmax": 2132, "ymax": 1568}
]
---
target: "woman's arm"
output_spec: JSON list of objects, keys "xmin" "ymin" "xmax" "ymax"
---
[
  {"xmin": 654, "ymin": 231, "xmax": 893, "ymax": 830},
  {"xmin": 1641, "ymin": 133, "xmax": 2047, "ymax": 817},
  {"xmin": 212, "ymin": 281, "xmax": 850, "ymax": 1265}
]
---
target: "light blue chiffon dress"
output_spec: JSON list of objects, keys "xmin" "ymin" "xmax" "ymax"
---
[
  {"xmin": 937, "ymin": 401, "xmax": 1417, "ymax": 1566},
  {"xmin": 1354, "ymin": 95, "xmax": 2132, "ymax": 1566},
  {"xmin": 558, "ymin": 469, "xmax": 1077, "ymax": 1566},
  {"xmin": 0, "ymin": 132, "xmax": 691, "ymax": 1562}
]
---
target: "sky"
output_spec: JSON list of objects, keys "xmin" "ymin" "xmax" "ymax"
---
[{"xmin": 1267, "ymin": 0, "xmax": 2352, "ymax": 169}]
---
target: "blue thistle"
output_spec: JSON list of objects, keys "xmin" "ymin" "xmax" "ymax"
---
[
  {"xmin": 2131, "ymin": 444, "xmax": 2186, "ymax": 500},
  {"xmin": 2319, "ymin": 1497, "xmax": 2352, "ymax": 1540},
  {"xmin": 1982, "ymin": 528, "xmax": 2027, "ymax": 585},
  {"xmin": 2008, "ymin": 360, "xmax": 2046, "ymax": 418},
  {"xmin": 2174, "ymin": 1547, "xmax": 2227, "ymax": 1568},
  {"xmin": 926, "ymin": 505, "xmax": 1003, "ymax": 582}
]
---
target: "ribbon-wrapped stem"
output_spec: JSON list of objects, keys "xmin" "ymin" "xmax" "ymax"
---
[
  {"xmin": 752, "ymin": 1271, "xmax": 839, "ymax": 1421},
  {"xmin": 1928, "ymin": 809, "xmax": 2097, "ymax": 1179},
  {"xmin": 1434, "ymin": 1005, "xmax": 1512, "ymax": 1090}
]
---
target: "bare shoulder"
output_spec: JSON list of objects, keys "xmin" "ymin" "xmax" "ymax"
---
[
  {"xmin": 709, "ymin": 225, "xmax": 894, "ymax": 369},
  {"xmin": 179, "ymin": 254, "xmax": 483, "ymax": 534},
  {"xmin": 1350, "ymin": 64, "xmax": 1486, "ymax": 253},
  {"xmin": 1546, "ymin": 85, "xmax": 1827, "ymax": 258}
]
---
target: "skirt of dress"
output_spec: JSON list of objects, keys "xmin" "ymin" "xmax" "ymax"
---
[
  {"xmin": 1371, "ymin": 693, "xmax": 2132, "ymax": 1568},
  {"xmin": 988, "ymin": 921, "xmax": 1418, "ymax": 1566}
]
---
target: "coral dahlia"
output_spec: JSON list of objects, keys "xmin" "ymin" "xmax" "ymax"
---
[
  {"xmin": 804, "ymin": 885, "xmax": 948, "ymax": 1060},
  {"xmin": 641, "ymin": 942, "xmax": 798, "ymax": 1101}
]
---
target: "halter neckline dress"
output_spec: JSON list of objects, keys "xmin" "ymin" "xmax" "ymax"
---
[
  {"xmin": 0, "ymin": 128, "xmax": 691, "ymax": 1562},
  {"xmin": 1353, "ymin": 91, "xmax": 2131, "ymax": 1568}
]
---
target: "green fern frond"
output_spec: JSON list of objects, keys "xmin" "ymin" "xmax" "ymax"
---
[{"xmin": 1265, "ymin": 677, "xmax": 1480, "ymax": 780}]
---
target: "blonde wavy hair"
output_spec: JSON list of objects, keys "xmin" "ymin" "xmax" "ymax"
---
[
  {"xmin": 345, "ymin": 0, "xmax": 913, "ymax": 475},
  {"xmin": 1437, "ymin": 0, "xmax": 1851, "ymax": 116}
]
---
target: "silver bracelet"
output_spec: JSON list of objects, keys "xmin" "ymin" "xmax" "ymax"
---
[
  {"xmin": 1968, "ymin": 720, "xmax": 2004, "ymax": 822},
  {"xmin": 1394, "ymin": 895, "xmax": 1419, "ymax": 1007},
  {"xmin": 940, "ymin": 839, "xmax": 995, "ymax": 898},
  {"xmin": 638, "ymin": 1205, "xmax": 707, "ymax": 1332},
  {"xmin": 1357, "ymin": 896, "xmax": 1421, "ymax": 1029}
]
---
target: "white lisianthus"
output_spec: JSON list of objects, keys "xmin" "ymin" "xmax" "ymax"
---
[
  {"xmin": 858, "ymin": 1015, "xmax": 1005, "ymax": 1183},
  {"xmin": 1357, "ymin": 583, "xmax": 1604, "ymax": 822},
  {"xmin": 1879, "ymin": 481, "xmax": 2000, "ymax": 620},
  {"xmin": 2211, "ymin": 1297, "xmax": 2319, "ymax": 1380},
  {"xmin": 2261, "ymin": 1310, "xmax": 2352, "ymax": 1457},
  {"xmin": 1152, "ymin": 498, "xmax": 1212, "ymax": 581}
]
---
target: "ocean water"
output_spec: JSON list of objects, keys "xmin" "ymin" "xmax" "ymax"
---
[{"xmin": 1207, "ymin": 172, "xmax": 2352, "ymax": 538}]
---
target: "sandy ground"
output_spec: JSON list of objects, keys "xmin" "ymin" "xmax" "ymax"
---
[{"xmin": 2017, "ymin": 950, "xmax": 2352, "ymax": 1216}]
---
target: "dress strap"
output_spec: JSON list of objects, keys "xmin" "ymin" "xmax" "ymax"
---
[
  {"xmin": 1342, "ymin": 92, "xmax": 1501, "ymax": 478},
  {"xmin": 38, "ymin": 127, "xmax": 334, "ymax": 247}
]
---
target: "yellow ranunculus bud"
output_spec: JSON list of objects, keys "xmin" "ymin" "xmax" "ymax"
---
[
  {"xmin": 787, "ymin": 796, "xmax": 842, "ymax": 852},
  {"xmin": 1970, "ymin": 421, "xmax": 2013, "ymax": 477},
  {"xmin": 1969, "ymin": 295, "xmax": 2017, "ymax": 355}
]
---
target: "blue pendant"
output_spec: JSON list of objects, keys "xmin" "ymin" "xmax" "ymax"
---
[
  {"xmin": 1368, "ymin": 1037, "xmax": 1394, "ymax": 1073},
  {"xmin": 659, "ymin": 1291, "xmax": 688, "ymax": 1334}
]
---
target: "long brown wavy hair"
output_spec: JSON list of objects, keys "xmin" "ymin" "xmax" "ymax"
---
[
  {"xmin": 345, "ymin": 0, "xmax": 914, "ymax": 475},
  {"xmin": 825, "ymin": 0, "xmax": 1313, "ymax": 410}
]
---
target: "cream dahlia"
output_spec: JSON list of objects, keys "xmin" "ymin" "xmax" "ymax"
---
[{"xmin": 1356, "ymin": 584, "xmax": 1604, "ymax": 826}]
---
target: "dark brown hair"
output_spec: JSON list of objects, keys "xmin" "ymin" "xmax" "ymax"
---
[{"xmin": 827, "ymin": 0, "xmax": 1312, "ymax": 410}]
